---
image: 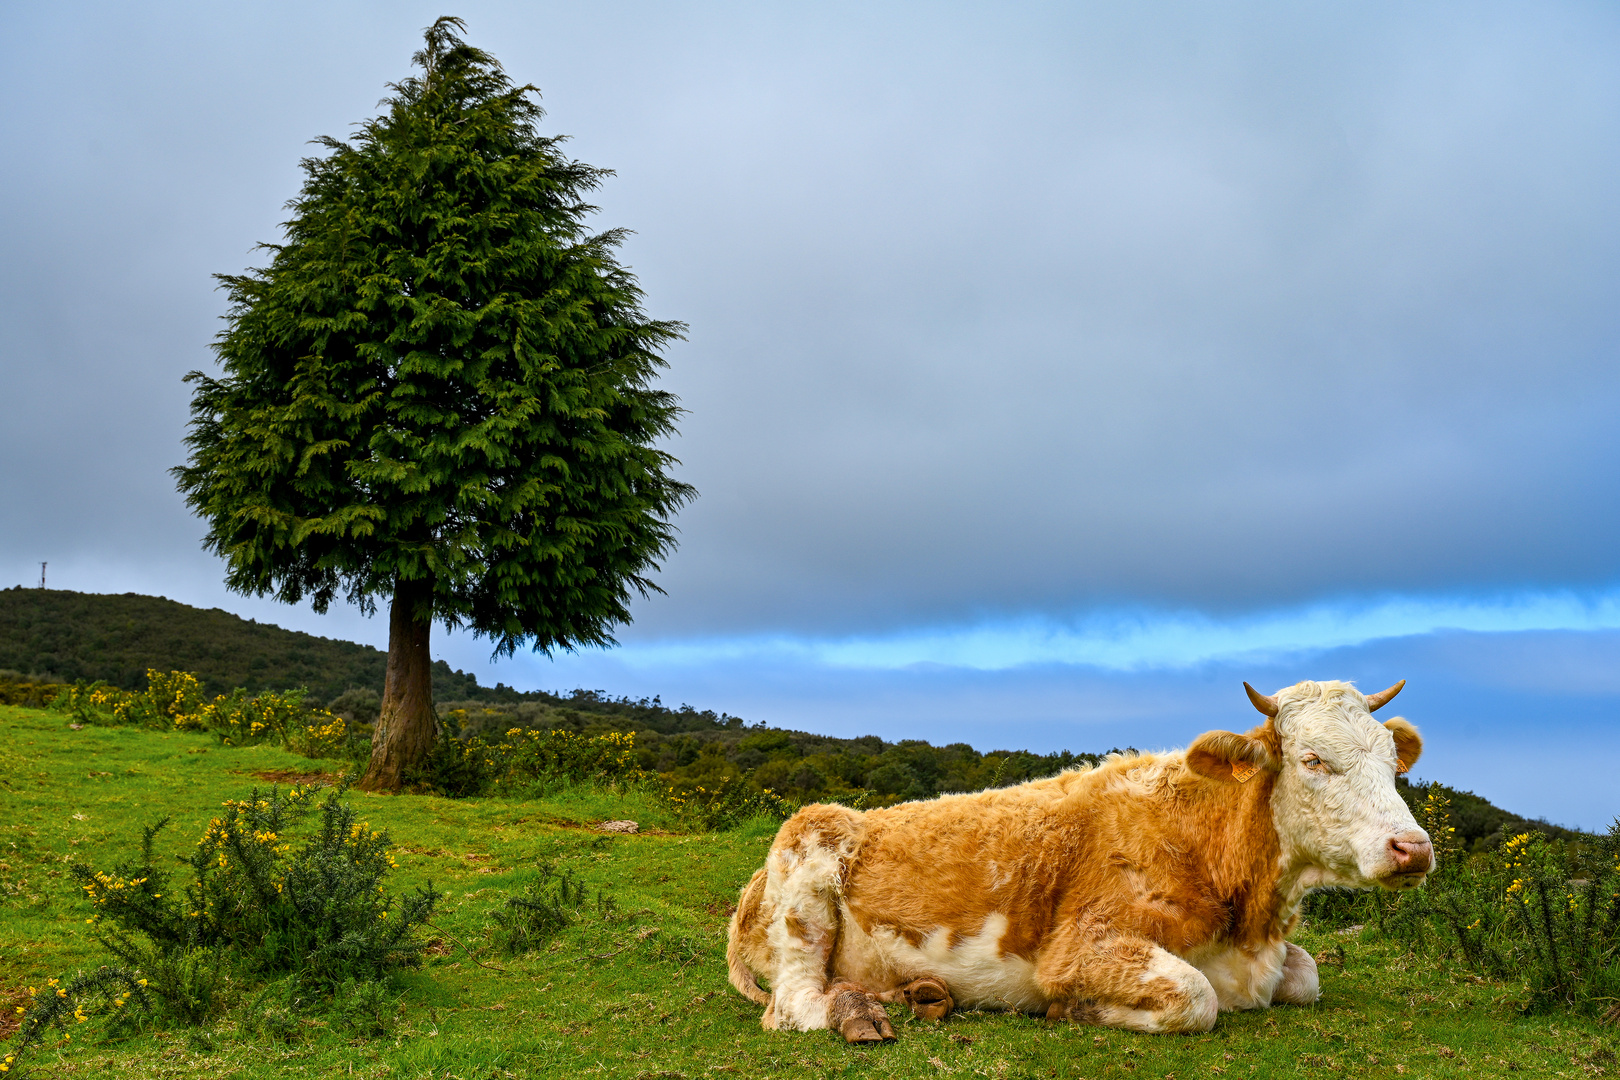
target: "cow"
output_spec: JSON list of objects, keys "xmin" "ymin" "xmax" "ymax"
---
[{"xmin": 726, "ymin": 679, "xmax": 1431, "ymax": 1042}]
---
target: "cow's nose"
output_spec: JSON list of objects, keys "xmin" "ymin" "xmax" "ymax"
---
[{"xmin": 1388, "ymin": 835, "xmax": 1434, "ymax": 874}]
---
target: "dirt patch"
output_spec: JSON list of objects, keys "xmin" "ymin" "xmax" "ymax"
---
[
  {"xmin": 0, "ymin": 986, "xmax": 29, "ymax": 1041},
  {"xmin": 236, "ymin": 768, "xmax": 339, "ymax": 786}
]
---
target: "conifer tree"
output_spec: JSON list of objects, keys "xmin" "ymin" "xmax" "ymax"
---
[{"xmin": 175, "ymin": 18, "xmax": 693, "ymax": 791}]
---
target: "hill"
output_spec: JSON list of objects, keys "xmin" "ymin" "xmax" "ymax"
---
[
  {"xmin": 0, "ymin": 586, "xmax": 491, "ymax": 701},
  {"xmin": 0, "ymin": 587, "xmax": 1578, "ymax": 847}
]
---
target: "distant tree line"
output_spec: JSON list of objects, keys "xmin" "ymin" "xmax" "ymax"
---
[{"xmin": 0, "ymin": 588, "xmax": 1580, "ymax": 838}]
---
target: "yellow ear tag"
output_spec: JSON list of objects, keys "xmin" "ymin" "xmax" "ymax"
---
[
  {"xmin": 1395, "ymin": 759, "xmax": 1408, "ymax": 775},
  {"xmin": 1231, "ymin": 761, "xmax": 1258, "ymax": 783}
]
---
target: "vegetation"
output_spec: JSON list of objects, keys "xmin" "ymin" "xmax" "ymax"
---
[
  {"xmin": 0, "ymin": 596, "xmax": 1581, "ymax": 832},
  {"xmin": 47, "ymin": 670, "xmax": 356, "ymax": 760},
  {"xmin": 8, "ymin": 771, "xmax": 439, "ymax": 1074},
  {"xmin": 0, "ymin": 588, "xmax": 396, "ymax": 700},
  {"xmin": 173, "ymin": 17, "xmax": 693, "ymax": 791},
  {"xmin": 485, "ymin": 861, "xmax": 589, "ymax": 956},
  {"xmin": 1309, "ymin": 783, "xmax": 1620, "ymax": 1021},
  {"xmin": 1, "ymin": 701, "xmax": 1616, "ymax": 1079}
]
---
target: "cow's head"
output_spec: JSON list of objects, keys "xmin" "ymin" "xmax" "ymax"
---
[{"xmin": 1187, "ymin": 679, "xmax": 1433, "ymax": 890}]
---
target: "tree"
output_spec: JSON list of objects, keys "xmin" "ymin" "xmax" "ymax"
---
[{"xmin": 174, "ymin": 18, "xmax": 694, "ymax": 791}]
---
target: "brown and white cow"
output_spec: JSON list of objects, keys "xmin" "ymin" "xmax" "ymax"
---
[{"xmin": 726, "ymin": 679, "xmax": 1431, "ymax": 1041}]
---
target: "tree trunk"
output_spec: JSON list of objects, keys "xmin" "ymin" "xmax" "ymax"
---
[{"xmin": 359, "ymin": 577, "xmax": 438, "ymax": 792}]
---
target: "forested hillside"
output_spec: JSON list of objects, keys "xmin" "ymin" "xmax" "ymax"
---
[
  {"xmin": 0, "ymin": 587, "xmax": 492, "ymax": 700},
  {"xmin": 0, "ymin": 587, "xmax": 1574, "ymax": 846}
]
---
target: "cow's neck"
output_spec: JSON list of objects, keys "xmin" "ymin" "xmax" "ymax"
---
[{"xmin": 1193, "ymin": 770, "xmax": 1296, "ymax": 945}]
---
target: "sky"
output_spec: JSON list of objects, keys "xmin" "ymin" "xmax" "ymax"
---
[{"xmin": 2, "ymin": 2, "xmax": 1619, "ymax": 827}]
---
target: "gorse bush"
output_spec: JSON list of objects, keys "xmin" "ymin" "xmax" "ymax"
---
[
  {"xmin": 0, "ymin": 673, "xmax": 62, "ymax": 708},
  {"xmin": 9, "ymin": 781, "xmax": 438, "ymax": 1074},
  {"xmin": 1306, "ymin": 782, "xmax": 1620, "ymax": 1018},
  {"xmin": 50, "ymin": 669, "xmax": 357, "ymax": 757},
  {"xmin": 662, "ymin": 774, "xmax": 794, "ymax": 831},
  {"xmin": 7, "ymin": 967, "xmax": 159, "ymax": 1074},
  {"xmin": 413, "ymin": 726, "xmax": 647, "ymax": 797},
  {"xmin": 75, "ymin": 782, "xmax": 439, "ymax": 989},
  {"xmin": 1389, "ymin": 824, "xmax": 1620, "ymax": 1014}
]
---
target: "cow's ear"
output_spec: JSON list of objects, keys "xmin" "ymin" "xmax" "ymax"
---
[
  {"xmin": 1384, "ymin": 717, "xmax": 1422, "ymax": 775},
  {"xmin": 1187, "ymin": 730, "xmax": 1277, "ymax": 783}
]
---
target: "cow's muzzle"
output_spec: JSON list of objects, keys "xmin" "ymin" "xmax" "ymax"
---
[{"xmin": 1379, "ymin": 832, "xmax": 1434, "ymax": 887}]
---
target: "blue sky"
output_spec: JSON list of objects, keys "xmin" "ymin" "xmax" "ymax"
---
[{"xmin": 3, "ymin": 2, "xmax": 1619, "ymax": 827}]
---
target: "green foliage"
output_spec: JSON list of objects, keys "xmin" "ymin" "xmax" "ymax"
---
[
  {"xmin": 1385, "ymin": 824, "xmax": 1620, "ymax": 1015},
  {"xmin": 661, "ymin": 774, "xmax": 796, "ymax": 831},
  {"xmin": 0, "ymin": 587, "xmax": 395, "ymax": 698},
  {"xmin": 172, "ymin": 17, "xmax": 692, "ymax": 658},
  {"xmin": 412, "ymin": 726, "xmax": 649, "ymax": 797},
  {"xmin": 47, "ymin": 669, "xmax": 359, "ymax": 761},
  {"xmin": 486, "ymin": 862, "xmax": 588, "ymax": 955},
  {"xmin": 7, "ymin": 967, "xmax": 158, "ymax": 1075},
  {"xmin": 72, "ymin": 782, "xmax": 438, "ymax": 996}
]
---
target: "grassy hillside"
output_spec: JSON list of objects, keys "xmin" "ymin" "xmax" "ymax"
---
[{"xmin": 1, "ymin": 702, "xmax": 1613, "ymax": 1079}]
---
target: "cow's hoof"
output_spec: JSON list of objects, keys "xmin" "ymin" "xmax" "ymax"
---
[
  {"xmin": 829, "ymin": 985, "xmax": 896, "ymax": 1043},
  {"xmin": 902, "ymin": 977, "xmax": 954, "ymax": 1021}
]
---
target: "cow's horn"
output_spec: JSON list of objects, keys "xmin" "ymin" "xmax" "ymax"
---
[
  {"xmin": 1364, "ymin": 680, "xmax": 1406, "ymax": 712},
  {"xmin": 1243, "ymin": 682, "xmax": 1279, "ymax": 717}
]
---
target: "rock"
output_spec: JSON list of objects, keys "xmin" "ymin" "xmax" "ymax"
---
[{"xmin": 596, "ymin": 820, "xmax": 639, "ymax": 834}]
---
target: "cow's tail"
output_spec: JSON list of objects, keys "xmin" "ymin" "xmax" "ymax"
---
[{"xmin": 727, "ymin": 867, "xmax": 773, "ymax": 1005}]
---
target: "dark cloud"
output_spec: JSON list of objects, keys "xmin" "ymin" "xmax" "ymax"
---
[{"xmin": 5, "ymin": 3, "xmax": 1619, "ymax": 635}]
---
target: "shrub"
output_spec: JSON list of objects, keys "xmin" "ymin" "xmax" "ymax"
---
[
  {"xmin": 49, "ymin": 670, "xmax": 211, "ymax": 730},
  {"xmin": 0, "ymin": 674, "xmax": 64, "ymax": 708},
  {"xmin": 1304, "ymin": 785, "xmax": 1620, "ymax": 1018},
  {"xmin": 1381, "ymin": 812, "xmax": 1620, "ymax": 1015},
  {"xmin": 413, "ymin": 726, "xmax": 649, "ymax": 797},
  {"xmin": 285, "ymin": 711, "xmax": 362, "ymax": 760},
  {"xmin": 76, "ymin": 782, "xmax": 439, "ymax": 990},
  {"xmin": 662, "ymin": 774, "xmax": 795, "ymax": 832},
  {"xmin": 47, "ymin": 669, "xmax": 357, "ymax": 760},
  {"xmin": 487, "ymin": 862, "xmax": 588, "ymax": 955},
  {"xmin": 9, "ymin": 781, "xmax": 437, "ymax": 1072},
  {"xmin": 8, "ymin": 967, "xmax": 158, "ymax": 1073},
  {"xmin": 3, "ymin": 779, "xmax": 441, "ymax": 1076}
]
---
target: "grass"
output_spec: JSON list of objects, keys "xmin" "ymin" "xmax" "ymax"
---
[{"xmin": 0, "ymin": 703, "xmax": 1615, "ymax": 1079}]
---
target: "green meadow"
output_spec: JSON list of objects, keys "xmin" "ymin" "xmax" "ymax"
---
[{"xmin": 1, "ymin": 702, "xmax": 1614, "ymax": 1080}]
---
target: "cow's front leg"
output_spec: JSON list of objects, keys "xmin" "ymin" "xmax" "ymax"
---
[
  {"xmin": 1035, "ymin": 922, "xmax": 1218, "ymax": 1035},
  {"xmin": 1272, "ymin": 942, "xmax": 1319, "ymax": 1006}
]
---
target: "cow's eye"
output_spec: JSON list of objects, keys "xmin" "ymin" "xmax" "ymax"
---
[{"xmin": 1302, "ymin": 754, "xmax": 1325, "ymax": 771}]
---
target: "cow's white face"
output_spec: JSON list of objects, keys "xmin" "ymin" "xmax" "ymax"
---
[{"xmin": 1266, "ymin": 681, "xmax": 1433, "ymax": 890}]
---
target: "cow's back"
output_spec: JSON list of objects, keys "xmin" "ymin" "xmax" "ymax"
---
[{"xmin": 839, "ymin": 765, "xmax": 1106, "ymax": 955}]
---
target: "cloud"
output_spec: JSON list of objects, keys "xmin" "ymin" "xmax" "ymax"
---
[
  {"xmin": 6, "ymin": 3, "xmax": 1620, "ymax": 638},
  {"xmin": 596, "ymin": 587, "xmax": 1620, "ymax": 671}
]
